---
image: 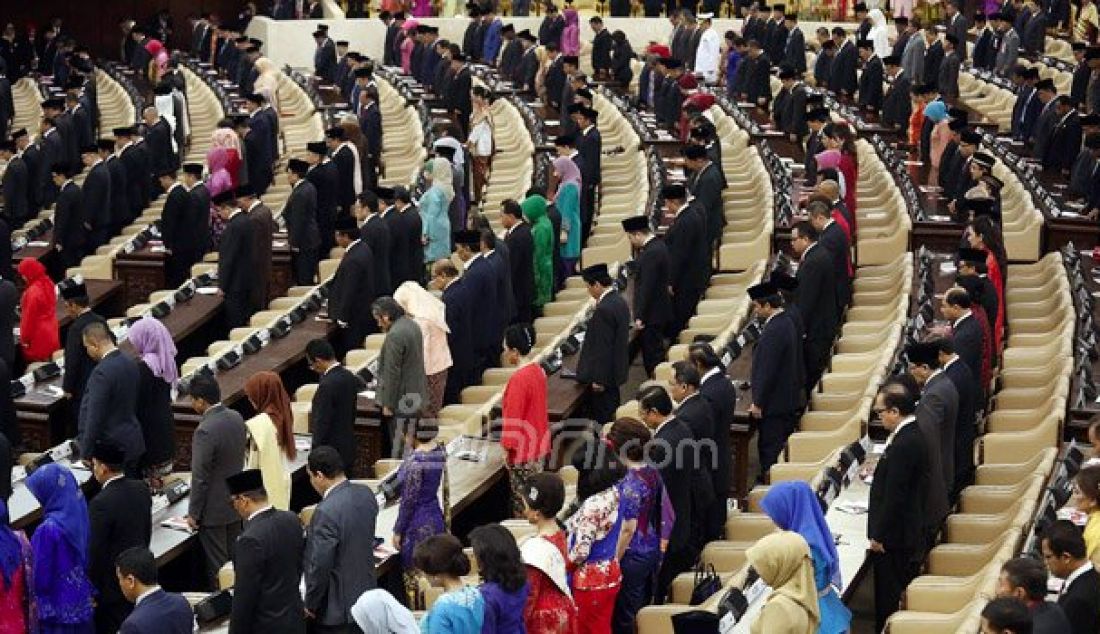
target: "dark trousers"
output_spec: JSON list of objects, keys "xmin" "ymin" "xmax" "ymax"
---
[
  {"xmin": 706, "ymin": 489, "xmax": 728, "ymax": 542},
  {"xmin": 804, "ymin": 337, "xmax": 830, "ymax": 394},
  {"xmin": 293, "ymin": 248, "xmax": 320, "ymax": 286},
  {"xmin": 94, "ymin": 598, "xmax": 131, "ymax": 634},
  {"xmin": 224, "ymin": 291, "xmax": 255, "ymax": 330},
  {"xmin": 757, "ymin": 412, "xmax": 797, "ymax": 478},
  {"xmin": 580, "ymin": 183, "xmax": 597, "ymax": 245},
  {"xmin": 198, "ymin": 521, "xmax": 242, "ymax": 590},
  {"xmin": 613, "ymin": 549, "xmax": 661, "ymax": 633},
  {"xmin": 655, "ymin": 545, "xmax": 697, "ymax": 604},
  {"xmin": 309, "ymin": 623, "xmax": 356, "ymax": 634},
  {"xmin": 671, "ymin": 285, "xmax": 705, "ymax": 336},
  {"xmin": 639, "ymin": 325, "xmax": 666, "ymax": 377},
  {"xmin": 586, "ymin": 384, "xmax": 621, "ymax": 425},
  {"xmin": 872, "ymin": 547, "xmax": 918, "ymax": 632}
]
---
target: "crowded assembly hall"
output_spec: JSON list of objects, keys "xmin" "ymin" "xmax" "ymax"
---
[{"xmin": 1, "ymin": 0, "xmax": 1100, "ymax": 631}]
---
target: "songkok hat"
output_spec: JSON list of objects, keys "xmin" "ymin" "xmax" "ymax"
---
[
  {"xmin": 60, "ymin": 282, "xmax": 88, "ymax": 300},
  {"xmin": 226, "ymin": 469, "xmax": 265, "ymax": 495},
  {"xmin": 747, "ymin": 281, "xmax": 778, "ymax": 300},
  {"xmin": 91, "ymin": 441, "xmax": 126, "ymax": 466},
  {"xmin": 621, "ymin": 216, "xmax": 650, "ymax": 232},
  {"xmin": 905, "ymin": 341, "xmax": 939, "ymax": 366},
  {"xmin": 580, "ymin": 263, "xmax": 611, "ymax": 284}
]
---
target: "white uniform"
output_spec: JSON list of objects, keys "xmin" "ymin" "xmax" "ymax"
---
[{"xmin": 695, "ymin": 27, "xmax": 721, "ymax": 83}]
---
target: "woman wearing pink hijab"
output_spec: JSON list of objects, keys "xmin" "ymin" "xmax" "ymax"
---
[
  {"xmin": 561, "ymin": 9, "xmax": 581, "ymax": 56},
  {"xmin": 145, "ymin": 38, "xmax": 169, "ymax": 84},
  {"xmin": 209, "ymin": 125, "xmax": 243, "ymax": 188},
  {"xmin": 401, "ymin": 20, "xmax": 420, "ymax": 73},
  {"xmin": 128, "ymin": 316, "xmax": 179, "ymax": 488},
  {"xmin": 206, "ymin": 149, "xmax": 235, "ymax": 247}
]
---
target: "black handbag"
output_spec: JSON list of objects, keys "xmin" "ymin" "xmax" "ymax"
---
[
  {"xmin": 671, "ymin": 609, "xmax": 719, "ymax": 633},
  {"xmin": 193, "ymin": 589, "xmax": 233, "ymax": 624},
  {"xmin": 689, "ymin": 563, "xmax": 722, "ymax": 606}
]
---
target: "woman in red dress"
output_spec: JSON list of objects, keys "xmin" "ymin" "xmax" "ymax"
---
[
  {"xmin": 967, "ymin": 216, "xmax": 1007, "ymax": 356},
  {"xmin": 0, "ymin": 498, "xmax": 32, "ymax": 634},
  {"xmin": 17, "ymin": 258, "xmax": 59, "ymax": 363},
  {"xmin": 501, "ymin": 324, "xmax": 551, "ymax": 516},
  {"xmin": 520, "ymin": 473, "xmax": 577, "ymax": 634},
  {"xmin": 823, "ymin": 122, "xmax": 859, "ymax": 224}
]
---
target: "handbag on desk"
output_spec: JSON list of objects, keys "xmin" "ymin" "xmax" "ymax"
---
[
  {"xmin": 690, "ymin": 562, "xmax": 722, "ymax": 606},
  {"xmin": 193, "ymin": 589, "xmax": 232, "ymax": 624}
]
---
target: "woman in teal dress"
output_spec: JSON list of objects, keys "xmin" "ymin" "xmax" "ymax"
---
[
  {"xmin": 551, "ymin": 157, "xmax": 583, "ymax": 275},
  {"xmin": 414, "ymin": 534, "xmax": 485, "ymax": 634},
  {"xmin": 420, "ymin": 157, "xmax": 454, "ymax": 268},
  {"xmin": 760, "ymin": 481, "xmax": 852, "ymax": 634}
]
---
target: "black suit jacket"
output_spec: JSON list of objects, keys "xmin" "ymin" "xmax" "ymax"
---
[
  {"xmin": 359, "ymin": 215, "xmax": 392, "ymax": 295},
  {"xmin": 666, "ymin": 205, "xmax": 711, "ymax": 295},
  {"xmin": 650, "ymin": 417, "xmax": 695, "ymax": 553},
  {"xmin": 306, "ymin": 161, "xmax": 340, "ymax": 237},
  {"xmin": 218, "ymin": 211, "xmax": 256, "ymax": 297},
  {"xmin": 329, "ymin": 240, "xmax": 376, "ymax": 346},
  {"xmin": 185, "ymin": 183, "xmax": 210, "ymax": 257},
  {"xmin": 285, "ymin": 180, "xmax": 321, "ymax": 252},
  {"xmin": 315, "ymin": 38, "xmax": 337, "ymax": 82},
  {"xmin": 1059, "ymin": 567, "xmax": 1100, "ymax": 634},
  {"xmin": 0, "ymin": 280, "xmax": 13, "ymax": 369},
  {"xmin": 972, "ymin": 29, "xmax": 996, "ymax": 69},
  {"xmin": 120, "ymin": 142, "xmax": 151, "ymax": 215},
  {"xmin": 83, "ymin": 161, "xmax": 112, "ymax": 230},
  {"xmin": 952, "ymin": 313, "xmax": 984, "ymax": 391},
  {"xmin": 867, "ymin": 421, "xmax": 928, "ymax": 551},
  {"xmin": 829, "ymin": 42, "xmax": 858, "ymax": 95},
  {"xmin": 858, "ymin": 56, "xmax": 884, "ymax": 111},
  {"xmin": 332, "ymin": 145, "xmax": 357, "ymax": 211},
  {"xmin": 700, "ymin": 370, "xmax": 736, "ymax": 498},
  {"xmin": 230, "ymin": 508, "xmax": 306, "ymax": 634},
  {"xmin": 442, "ymin": 278, "xmax": 476, "ymax": 390},
  {"xmin": 62, "ymin": 310, "xmax": 106, "ymax": 402},
  {"xmin": 145, "ymin": 118, "xmax": 176, "ymax": 173},
  {"xmin": 39, "ymin": 130, "xmax": 64, "ymax": 207},
  {"xmin": 78, "ymin": 350, "xmax": 144, "ymax": 463},
  {"xmin": 89, "ymin": 478, "xmax": 152, "ymax": 608},
  {"xmin": 53, "ymin": 180, "xmax": 85, "ymax": 255},
  {"xmin": 591, "ymin": 30, "xmax": 613, "ymax": 73},
  {"xmin": 1045, "ymin": 111, "xmax": 1082, "ymax": 173},
  {"xmin": 505, "ymin": 222, "xmax": 535, "ymax": 320},
  {"xmin": 882, "ymin": 72, "xmax": 913, "ymax": 129},
  {"xmin": 690, "ymin": 162, "xmax": 726, "ymax": 241},
  {"xmin": 311, "ymin": 366, "xmax": 365, "ymax": 472},
  {"xmin": 576, "ymin": 291, "xmax": 631, "ymax": 388},
  {"xmin": 784, "ymin": 28, "xmax": 806, "ymax": 73},
  {"xmin": 633, "ymin": 236, "xmax": 673, "ymax": 328},
  {"xmin": 795, "ymin": 244, "xmax": 840, "ymax": 349},
  {"xmin": 923, "ymin": 41, "xmax": 944, "ymax": 88},
  {"xmin": 160, "ymin": 183, "xmax": 190, "ymax": 254},
  {"xmin": 819, "ymin": 221, "xmax": 851, "ymax": 309},
  {"xmin": 104, "ymin": 156, "xmax": 129, "ymax": 226},
  {"xmin": 751, "ymin": 311, "xmax": 802, "ymax": 415},
  {"xmin": 1, "ymin": 155, "xmax": 28, "ymax": 223}
]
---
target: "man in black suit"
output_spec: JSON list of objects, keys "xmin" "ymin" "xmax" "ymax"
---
[
  {"xmin": 881, "ymin": 55, "xmax": 912, "ymax": 129},
  {"xmin": 922, "ymin": 29, "xmax": 945, "ymax": 89},
  {"xmin": 38, "ymin": 112, "xmax": 66, "ymax": 208},
  {"xmin": 1044, "ymin": 520, "xmax": 1100, "ymax": 634},
  {"xmin": 945, "ymin": 0, "xmax": 970, "ymax": 60},
  {"xmin": 941, "ymin": 287, "xmax": 986, "ymax": 399},
  {"xmin": 573, "ymin": 106, "xmax": 601, "ymax": 242},
  {"xmin": 517, "ymin": 32, "xmax": 539, "ymax": 93},
  {"xmin": 243, "ymin": 95, "xmax": 274, "ymax": 195},
  {"xmin": 971, "ymin": 13, "xmax": 996, "ymax": 70},
  {"xmin": 304, "ymin": 447, "xmax": 378, "ymax": 632},
  {"xmin": 543, "ymin": 45, "xmax": 566, "ymax": 110},
  {"xmin": 325, "ymin": 126, "xmax": 360, "ymax": 215},
  {"xmin": 790, "ymin": 220, "xmax": 839, "ymax": 393},
  {"xmin": 182, "ymin": 164, "xmax": 211, "ymax": 269},
  {"xmin": 115, "ymin": 547, "xmax": 195, "ymax": 634},
  {"xmin": 226, "ymin": 469, "xmax": 306, "ymax": 634},
  {"xmin": 285, "ymin": 159, "xmax": 321, "ymax": 287},
  {"xmin": 690, "ymin": 342, "xmax": 736, "ymax": 540},
  {"xmin": 80, "ymin": 143, "xmax": 112, "ymax": 248},
  {"xmin": 329, "ymin": 216, "xmax": 377, "ymax": 357},
  {"xmin": 61, "ymin": 282, "xmax": 105, "ymax": 427},
  {"xmin": 0, "ymin": 272, "xmax": 13, "ymax": 371},
  {"xmin": 238, "ymin": 185, "xmax": 276, "ymax": 310},
  {"xmin": 997, "ymin": 557, "xmax": 1073, "ymax": 634},
  {"xmin": 538, "ymin": 5, "xmax": 564, "ymax": 47},
  {"xmin": 622, "ymin": 216, "xmax": 671, "ymax": 377},
  {"xmin": 857, "ymin": 39, "xmax": 884, "ymax": 112},
  {"xmin": 115, "ymin": 126, "xmax": 151, "ymax": 220},
  {"xmin": 935, "ymin": 337, "xmax": 978, "ymax": 495},
  {"xmin": 905, "ymin": 341, "xmax": 956, "ymax": 537},
  {"xmin": 742, "ymin": 41, "xmax": 773, "ymax": 108},
  {"xmin": 44, "ymin": 97, "xmax": 79, "ymax": 171},
  {"xmin": 638, "ymin": 385, "xmax": 697, "ymax": 602},
  {"xmin": 576, "ymin": 264, "xmax": 631, "ymax": 425},
  {"xmin": 391, "ymin": 187, "xmax": 423, "ymax": 286},
  {"xmin": 305, "ymin": 141, "xmax": 340, "ymax": 255},
  {"xmin": 306, "ymin": 340, "xmax": 365, "ymax": 477},
  {"xmin": 683, "ymin": 144, "xmax": 726, "ymax": 249},
  {"xmin": 447, "ymin": 54, "xmax": 473, "ymax": 135},
  {"xmin": 776, "ymin": 69, "xmax": 809, "ymax": 142},
  {"xmin": 0, "ymin": 141, "xmax": 28, "ymax": 225},
  {"xmin": 590, "ymin": 17, "xmax": 613, "ymax": 78},
  {"xmin": 313, "ymin": 29, "xmax": 337, "ymax": 82},
  {"xmin": 663, "ymin": 184, "xmax": 711, "ymax": 337},
  {"xmin": 670, "ymin": 360, "xmax": 721, "ymax": 549},
  {"xmin": 13, "ymin": 129, "xmax": 41, "ymax": 217},
  {"xmin": 828, "ymin": 28, "xmax": 858, "ymax": 97},
  {"xmin": 88, "ymin": 441, "xmax": 152, "ymax": 634},
  {"xmin": 452, "ymin": 229, "xmax": 497, "ymax": 374},
  {"xmin": 482, "ymin": 229, "xmax": 515, "ymax": 343},
  {"xmin": 1071, "ymin": 43, "xmax": 1090, "ymax": 110},
  {"xmin": 50, "ymin": 163, "xmax": 85, "ymax": 268},
  {"xmin": 783, "ymin": 13, "xmax": 806, "ymax": 73},
  {"xmin": 354, "ymin": 191, "xmax": 392, "ymax": 295},
  {"xmin": 431, "ymin": 259, "xmax": 476, "ymax": 404},
  {"xmin": 1044, "ymin": 96, "xmax": 1082, "ymax": 174},
  {"xmin": 213, "ymin": 190, "xmax": 257, "ymax": 330},
  {"xmin": 804, "ymin": 108, "xmax": 828, "ymax": 183},
  {"xmin": 502, "ymin": 200, "xmax": 535, "ymax": 324},
  {"xmin": 808, "ymin": 200, "xmax": 851, "ymax": 310},
  {"xmin": 156, "ymin": 168, "xmax": 192, "ymax": 287},
  {"xmin": 356, "ymin": 86, "xmax": 382, "ymax": 191},
  {"xmin": 868, "ymin": 381, "xmax": 929, "ymax": 632},
  {"xmin": 141, "ymin": 106, "xmax": 176, "ymax": 181},
  {"xmin": 747, "ymin": 281, "xmax": 803, "ymax": 476},
  {"xmin": 184, "ymin": 376, "xmax": 248, "ymax": 589},
  {"xmin": 99, "ymin": 138, "xmax": 129, "ymax": 236},
  {"xmin": 79, "ymin": 322, "xmax": 145, "ymax": 472},
  {"xmin": 939, "ymin": 35, "xmax": 962, "ymax": 99}
]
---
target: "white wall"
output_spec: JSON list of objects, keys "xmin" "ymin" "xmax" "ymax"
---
[{"xmin": 247, "ymin": 15, "xmax": 862, "ymax": 71}]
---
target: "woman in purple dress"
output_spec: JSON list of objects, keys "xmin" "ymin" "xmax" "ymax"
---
[
  {"xmin": 26, "ymin": 463, "xmax": 95, "ymax": 634},
  {"xmin": 471, "ymin": 524, "xmax": 530, "ymax": 634},
  {"xmin": 392, "ymin": 420, "xmax": 448, "ymax": 608},
  {"xmin": 606, "ymin": 419, "xmax": 674, "ymax": 634}
]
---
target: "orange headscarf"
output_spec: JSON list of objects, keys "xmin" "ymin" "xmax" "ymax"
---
[{"xmin": 243, "ymin": 371, "xmax": 296, "ymax": 460}]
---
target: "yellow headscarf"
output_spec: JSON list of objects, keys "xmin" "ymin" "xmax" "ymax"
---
[{"xmin": 746, "ymin": 531, "xmax": 820, "ymax": 633}]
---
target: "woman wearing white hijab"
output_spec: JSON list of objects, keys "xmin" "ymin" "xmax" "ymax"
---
[
  {"xmin": 867, "ymin": 9, "xmax": 892, "ymax": 59},
  {"xmin": 393, "ymin": 281, "xmax": 452, "ymax": 420},
  {"xmin": 350, "ymin": 589, "xmax": 419, "ymax": 633}
]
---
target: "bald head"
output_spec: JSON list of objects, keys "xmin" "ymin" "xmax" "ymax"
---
[
  {"xmin": 142, "ymin": 107, "xmax": 158, "ymax": 123},
  {"xmin": 817, "ymin": 180, "xmax": 840, "ymax": 201}
]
